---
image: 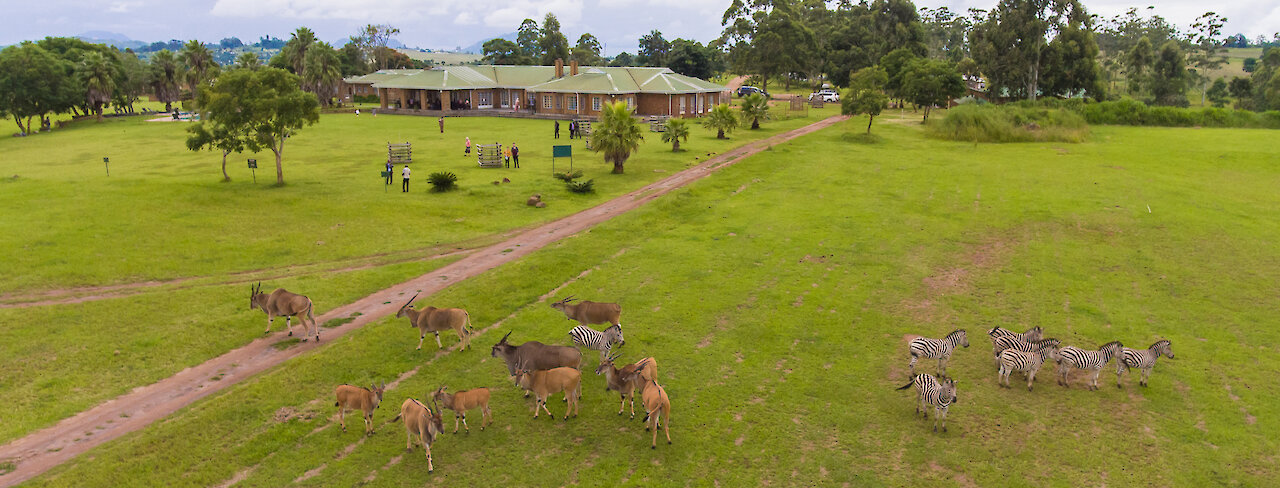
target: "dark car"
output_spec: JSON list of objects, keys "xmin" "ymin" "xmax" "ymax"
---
[{"xmin": 736, "ymin": 86, "xmax": 769, "ymax": 98}]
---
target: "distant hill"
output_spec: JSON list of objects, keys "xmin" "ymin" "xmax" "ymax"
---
[
  {"xmin": 77, "ymin": 31, "xmax": 147, "ymax": 50},
  {"xmin": 461, "ymin": 32, "xmax": 516, "ymax": 54}
]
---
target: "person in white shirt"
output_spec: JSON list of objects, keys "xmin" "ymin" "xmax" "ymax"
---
[{"xmin": 401, "ymin": 165, "xmax": 411, "ymax": 192}]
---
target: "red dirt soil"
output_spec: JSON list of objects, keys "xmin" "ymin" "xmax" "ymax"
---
[{"xmin": 0, "ymin": 115, "xmax": 847, "ymax": 487}]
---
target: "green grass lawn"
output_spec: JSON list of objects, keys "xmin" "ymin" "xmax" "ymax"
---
[
  {"xmin": 20, "ymin": 118, "xmax": 1279, "ymax": 486},
  {"xmin": 0, "ymin": 106, "xmax": 838, "ymax": 446}
]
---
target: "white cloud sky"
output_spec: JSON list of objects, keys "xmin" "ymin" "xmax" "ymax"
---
[{"xmin": 1, "ymin": 0, "xmax": 1277, "ymax": 54}]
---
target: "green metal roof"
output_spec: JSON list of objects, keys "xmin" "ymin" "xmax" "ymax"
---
[{"xmin": 347, "ymin": 65, "xmax": 725, "ymax": 95}]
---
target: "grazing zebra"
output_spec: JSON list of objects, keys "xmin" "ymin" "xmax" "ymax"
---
[
  {"xmin": 896, "ymin": 373, "xmax": 958, "ymax": 433},
  {"xmin": 908, "ymin": 329, "xmax": 969, "ymax": 377},
  {"xmin": 988, "ymin": 325, "xmax": 1044, "ymax": 343},
  {"xmin": 1117, "ymin": 340, "xmax": 1174, "ymax": 388},
  {"xmin": 1056, "ymin": 341, "xmax": 1123, "ymax": 390},
  {"xmin": 568, "ymin": 324, "xmax": 625, "ymax": 361},
  {"xmin": 997, "ymin": 339, "xmax": 1060, "ymax": 390}
]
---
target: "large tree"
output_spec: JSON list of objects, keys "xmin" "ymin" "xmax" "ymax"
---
[
  {"xmin": 112, "ymin": 50, "xmax": 150, "ymax": 114},
  {"xmin": 517, "ymin": 19, "xmax": 542, "ymax": 60},
  {"xmin": 879, "ymin": 47, "xmax": 920, "ymax": 102},
  {"xmin": 180, "ymin": 40, "xmax": 217, "ymax": 98},
  {"xmin": 666, "ymin": 39, "xmax": 723, "ymax": 80},
  {"xmin": 195, "ymin": 68, "xmax": 319, "ymax": 184},
  {"xmin": 590, "ymin": 101, "xmax": 644, "ymax": 174},
  {"xmin": 919, "ymin": 6, "xmax": 969, "ymax": 62},
  {"xmin": 721, "ymin": 0, "xmax": 817, "ymax": 93},
  {"xmin": 78, "ymin": 51, "xmax": 117, "ymax": 121},
  {"xmin": 1148, "ymin": 40, "xmax": 1189, "ymax": 106},
  {"xmin": 900, "ymin": 58, "xmax": 965, "ymax": 121},
  {"xmin": 349, "ymin": 24, "xmax": 399, "ymax": 71},
  {"xmin": 482, "ymin": 38, "xmax": 528, "ymax": 65},
  {"xmin": 1125, "ymin": 36, "xmax": 1154, "ymax": 96},
  {"xmin": 1039, "ymin": 14, "xmax": 1104, "ymax": 99},
  {"xmin": 1185, "ymin": 12, "xmax": 1228, "ymax": 106},
  {"xmin": 970, "ymin": 0, "xmax": 1079, "ymax": 100},
  {"xmin": 572, "ymin": 34, "xmax": 604, "ymax": 66},
  {"xmin": 637, "ymin": 30, "xmax": 671, "ymax": 67},
  {"xmin": 149, "ymin": 49, "xmax": 182, "ymax": 112},
  {"xmin": 278, "ymin": 27, "xmax": 316, "ymax": 75},
  {"xmin": 186, "ymin": 119, "xmax": 246, "ymax": 181},
  {"xmin": 842, "ymin": 66, "xmax": 889, "ymax": 133},
  {"xmin": 303, "ymin": 42, "xmax": 343, "ymax": 107},
  {"xmin": 236, "ymin": 51, "xmax": 262, "ymax": 70},
  {"xmin": 538, "ymin": 14, "xmax": 570, "ymax": 65},
  {"xmin": 0, "ymin": 43, "xmax": 74, "ymax": 134}
]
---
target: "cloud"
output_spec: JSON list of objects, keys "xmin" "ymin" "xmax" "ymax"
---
[
  {"xmin": 207, "ymin": 0, "xmax": 584, "ymax": 27},
  {"xmin": 107, "ymin": 1, "xmax": 143, "ymax": 13}
]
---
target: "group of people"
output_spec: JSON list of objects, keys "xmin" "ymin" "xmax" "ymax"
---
[
  {"xmin": 464, "ymin": 137, "xmax": 521, "ymax": 168},
  {"xmin": 553, "ymin": 120, "xmax": 586, "ymax": 140}
]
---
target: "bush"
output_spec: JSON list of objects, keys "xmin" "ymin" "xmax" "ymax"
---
[
  {"xmin": 353, "ymin": 95, "xmax": 379, "ymax": 104},
  {"xmin": 565, "ymin": 179, "xmax": 595, "ymax": 194},
  {"xmin": 427, "ymin": 171, "xmax": 458, "ymax": 192},
  {"xmin": 1014, "ymin": 97, "xmax": 1280, "ymax": 129},
  {"xmin": 929, "ymin": 104, "xmax": 1089, "ymax": 143},
  {"xmin": 553, "ymin": 169, "xmax": 584, "ymax": 182}
]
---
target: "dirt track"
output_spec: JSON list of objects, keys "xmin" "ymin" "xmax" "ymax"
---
[{"xmin": 0, "ymin": 114, "xmax": 848, "ymax": 487}]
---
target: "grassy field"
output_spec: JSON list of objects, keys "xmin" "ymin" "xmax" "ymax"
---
[
  {"xmin": 0, "ymin": 106, "xmax": 838, "ymax": 447},
  {"xmin": 18, "ymin": 117, "xmax": 1279, "ymax": 486}
]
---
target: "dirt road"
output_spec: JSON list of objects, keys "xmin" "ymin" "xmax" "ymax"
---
[{"xmin": 0, "ymin": 114, "xmax": 848, "ymax": 487}]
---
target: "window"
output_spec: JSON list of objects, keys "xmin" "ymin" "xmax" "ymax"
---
[
  {"xmin": 678, "ymin": 96, "xmax": 686, "ymax": 114},
  {"xmin": 555, "ymin": 95, "xmax": 562, "ymax": 110},
  {"xmin": 626, "ymin": 97, "xmax": 634, "ymax": 109},
  {"xmin": 500, "ymin": 90, "xmax": 509, "ymax": 107},
  {"xmin": 542, "ymin": 95, "xmax": 552, "ymax": 109},
  {"xmin": 477, "ymin": 91, "xmax": 492, "ymax": 108},
  {"xmin": 592, "ymin": 96, "xmax": 602, "ymax": 111},
  {"xmin": 567, "ymin": 95, "xmax": 578, "ymax": 111}
]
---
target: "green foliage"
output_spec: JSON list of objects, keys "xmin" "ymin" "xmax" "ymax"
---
[
  {"xmin": 841, "ymin": 66, "xmax": 889, "ymax": 134},
  {"xmin": 1148, "ymin": 40, "xmax": 1189, "ymax": 107},
  {"xmin": 571, "ymin": 33, "xmax": 604, "ymax": 66},
  {"xmin": 537, "ymin": 14, "xmax": 570, "ymax": 65},
  {"xmin": 196, "ymin": 67, "xmax": 320, "ymax": 184},
  {"xmin": 1040, "ymin": 16, "xmax": 1104, "ymax": 100},
  {"xmin": 1207, "ymin": 78, "xmax": 1229, "ymax": 108},
  {"xmin": 970, "ymin": 0, "xmax": 1087, "ymax": 100},
  {"xmin": 824, "ymin": 0, "xmax": 929, "ymax": 87},
  {"xmin": 702, "ymin": 103, "xmax": 739, "ymax": 139},
  {"xmin": 637, "ymin": 30, "xmax": 671, "ymax": 67},
  {"xmin": 553, "ymin": 169, "xmax": 584, "ymax": 182},
  {"xmin": 149, "ymin": 50, "xmax": 182, "ymax": 112},
  {"xmin": 302, "ymin": 42, "xmax": 343, "ymax": 107},
  {"xmin": 879, "ymin": 47, "xmax": 920, "ymax": 99},
  {"xmin": 1014, "ymin": 97, "xmax": 1280, "ymax": 129},
  {"xmin": 482, "ymin": 38, "xmax": 530, "ymax": 65},
  {"xmin": 739, "ymin": 92, "xmax": 770, "ymax": 130},
  {"xmin": 590, "ymin": 101, "xmax": 645, "ymax": 174},
  {"xmin": 565, "ymin": 178, "xmax": 595, "ymax": 193},
  {"xmin": 1243, "ymin": 57, "xmax": 1258, "ymax": 73},
  {"xmin": 427, "ymin": 171, "xmax": 459, "ymax": 192},
  {"xmin": 660, "ymin": 118, "xmax": 690, "ymax": 151},
  {"xmin": 517, "ymin": 19, "xmax": 542, "ymax": 60},
  {"xmin": 179, "ymin": 40, "xmax": 217, "ymax": 100},
  {"xmin": 720, "ymin": 0, "xmax": 817, "ymax": 93},
  {"xmin": 665, "ymin": 39, "xmax": 724, "ymax": 80},
  {"xmin": 0, "ymin": 42, "xmax": 76, "ymax": 134},
  {"xmin": 930, "ymin": 104, "xmax": 1089, "ymax": 143},
  {"xmin": 900, "ymin": 58, "xmax": 965, "ymax": 121}
]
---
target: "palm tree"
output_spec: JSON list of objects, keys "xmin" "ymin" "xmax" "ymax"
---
[
  {"xmin": 590, "ymin": 101, "xmax": 644, "ymax": 174},
  {"xmin": 180, "ymin": 40, "xmax": 216, "ymax": 97},
  {"xmin": 702, "ymin": 104, "xmax": 739, "ymax": 139},
  {"xmin": 78, "ymin": 51, "xmax": 117, "ymax": 121},
  {"xmin": 236, "ymin": 51, "xmax": 262, "ymax": 70},
  {"xmin": 149, "ymin": 50, "xmax": 182, "ymax": 112},
  {"xmin": 303, "ymin": 42, "xmax": 342, "ymax": 106},
  {"xmin": 740, "ymin": 92, "xmax": 770, "ymax": 130},
  {"xmin": 284, "ymin": 27, "xmax": 317, "ymax": 75},
  {"xmin": 660, "ymin": 118, "xmax": 689, "ymax": 152}
]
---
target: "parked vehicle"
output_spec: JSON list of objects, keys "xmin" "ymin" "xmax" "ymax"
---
[
  {"xmin": 737, "ymin": 86, "xmax": 769, "ymax": 98},
  {"xmin": 809, "ymin": 89, "xmax": 840, "ymax": 102}
]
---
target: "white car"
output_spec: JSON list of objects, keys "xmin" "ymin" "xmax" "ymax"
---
[{"xmin": 809, "ymin": 90, "xmax": 840, "ymax": 102}]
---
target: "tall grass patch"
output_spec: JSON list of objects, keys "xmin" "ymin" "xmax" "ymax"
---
[
  {"xmin": 1015, "ymin": 98, "xmax": 1280, "ymax": 129},
  {"xmin": 929, "ymin": 104, "xmax": 1089, "ymax": 143}
]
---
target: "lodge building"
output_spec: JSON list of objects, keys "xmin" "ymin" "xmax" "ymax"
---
[{"xmin": 340, "ymin": 59, "xmax": 727, "ymax": 119}]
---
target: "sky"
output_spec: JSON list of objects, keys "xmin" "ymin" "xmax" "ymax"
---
[{"xmin": 2, "ymin": 0, "xmax": 1278, "ymax": 55}]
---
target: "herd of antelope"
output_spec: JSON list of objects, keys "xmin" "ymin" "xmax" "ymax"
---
[
  {"xmin": 899, "ymin": 325, "xmax": 1176, "ymax": 433},
  {"xmin": 249, "ymin": 286, "xmax": 667, "ymax": 474}
]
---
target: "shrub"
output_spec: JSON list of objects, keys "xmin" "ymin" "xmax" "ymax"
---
[
  {"xmin": 929, "ymin": 104, "xmax": 1089, "ymax": 143},
  {"xmin": 1013, "ymin": 97, "xmax": 1280, "ymax": 129},
  {"xmin": 565, "ymin": 179, "xmax": 595, "ymax": 194},
  {"xmin": 427, "ymin": 171, "xmax": 458, "ymax": 192},
  {"xmin": 553, "ymin": 169, "xmax": 584, "ymax": 182},
  {"xmin": 353, "ymin": 95, "xmax": 379, "ymax": 104}
]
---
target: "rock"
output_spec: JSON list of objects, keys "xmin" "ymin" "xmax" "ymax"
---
[{"xmin": 535, "ymin": 201, "xmax": 546, "ymax": 208}]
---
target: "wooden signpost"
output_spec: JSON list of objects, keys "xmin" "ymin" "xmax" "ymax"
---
[
  {"xmin": 247, "ymin": 159, "xmax": 258, "ymax": 183},
  {"xmin": 103, "ymin": 157, "xmax": 109, "ymax": 176}
]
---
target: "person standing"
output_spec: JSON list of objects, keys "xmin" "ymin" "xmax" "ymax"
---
[
  {"xmin": 385, "ymin": 161, "xmax": 393, "ymax": 185},
  {"xmin": 569, "ymin": 120, "xmax": 576, "ymax": 139},
  {"xmin": 438, "ymin": 116, "xmax": 444, "ymax": 133},
  {"xmin": 401, "ymin": 165, "xmax": 411, "ymax": 192},
  {"xmin": 465, "ymin": 137, "xmax": 472, "ymax": 157},
  {"xmin": 554, "ymin": 120, "xmax": 560, "ymax": 139},
  {"xmin": 511, "ymin": 143, "xmax": 520, "ymax": 168},
  {"xmin": 504, "ymin": 146, "xmax": 512, "ymax": 168}
]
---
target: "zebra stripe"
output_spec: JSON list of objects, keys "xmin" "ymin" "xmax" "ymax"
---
[
  {"xmin": 991, "ymin": 336, "xmax": 1059, "ymax": 369},
  {"xmin": 569, "ymin": 324, "xmax": 625, "ymax": 361},
  {"xmin": 997, "ymin": 339, "xmax": 1059, "ymax": 391},
  {"xmin": 1117, "ymin": 340, "xmax": 1174, "ymax": 388},
  {"xmin": 1056, "ymin": 341, "xmax": 1123, "ymax": 390},
  {"xmin": 896, "ymin": 373, "xmax": 958, "ymax": 432},
  {"xmin": 908, "ymin": 329, "xmax": 969, "ymax": 377},
  {"xmin": 988, "ymin": 325, "xmax": 1043, "ymax": 343}
]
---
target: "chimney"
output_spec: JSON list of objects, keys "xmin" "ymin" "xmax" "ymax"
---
[
  {"xmin": 555, "ymin": 58, "xmax": 564, "ymax": 78},
  {"xmin": 570, "ymin": 59, "xmax": 579, "ymax": 76}
]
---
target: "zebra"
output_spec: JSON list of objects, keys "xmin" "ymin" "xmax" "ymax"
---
[
  {"xmin": 896, "ymin": 373, "xmax": 958, "ymax": 433},
  {"xmin": 568, "ymin": 324, "xmax": 625, "ymax": 361},
  {"xmin": 908, "ymin": 329, "xmax": 969, "ymax": 377},
  {"xmin": 997, "ymin": 339, "xmax": 1060, "ymax": 391},
  {"xmin": 1116, "ymin": 340, "xmax": 1174, "ymax": 388},
  {"xmin": 1055, "ymin": 341, "xmax": 1123, "ymax": 390},
  {"xmin": 988, "ymin": 325, "xmax": 1043, "ymax": 344},
  {"xmin": 991, "ymin": 332, "xmax": 1054, "ymax": 367}
]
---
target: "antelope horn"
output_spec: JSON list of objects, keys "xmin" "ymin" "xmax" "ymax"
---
[
  {"xmin": 400, "ymin": 293, "xmax": 420, "ymax": 311},
  {"xmin": 500, "ymin": 330, "xmax": 512, "ymax": 343}
]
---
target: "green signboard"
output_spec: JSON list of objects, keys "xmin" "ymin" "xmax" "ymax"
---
[{"xmin": 552, "ymin": 145, "xmax": 572, "ymax": 158}]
